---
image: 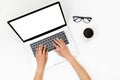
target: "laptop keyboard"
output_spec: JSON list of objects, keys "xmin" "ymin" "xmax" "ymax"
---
[{"xmin": 30, "ymin": 31, "xmax": 69, "ymax": 57}]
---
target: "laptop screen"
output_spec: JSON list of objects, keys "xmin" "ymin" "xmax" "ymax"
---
[{"xmin": 8, "ymin": 2, "xmax": 66, "ymax": 42}]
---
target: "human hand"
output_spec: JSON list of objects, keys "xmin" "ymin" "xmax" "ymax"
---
[
  {"xmin": 53, "ymin": 38, "xmax": 73, "ymax": 60},
  {"xmin": 36, "ymin": 44, "xmax": 48, "ymax": 71}
]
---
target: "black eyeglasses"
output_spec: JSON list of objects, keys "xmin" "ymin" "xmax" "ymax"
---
[{"xmin": 73, "ymin": 16, "xmax": 92, "ymax": 23}]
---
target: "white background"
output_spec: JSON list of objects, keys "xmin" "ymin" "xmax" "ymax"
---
[{"xmin": 0, "ymin": 0, "xmax": 120, "ymax": 80}]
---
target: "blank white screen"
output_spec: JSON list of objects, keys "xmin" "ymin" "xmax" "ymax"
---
[{"xmin": 10, "ymin": 4, "xmax": 65, "ymax": 41}]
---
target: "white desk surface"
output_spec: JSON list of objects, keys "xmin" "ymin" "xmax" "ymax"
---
[{"xmin": 0, "ymin": 0, "xmax": 120, "ymax": 80}]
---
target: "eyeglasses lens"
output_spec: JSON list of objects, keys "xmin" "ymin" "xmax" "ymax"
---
[
  {"xmin": 83, "ymin": 17, "xmax": 92, "ymax": 23},
  {"xmin": 73, "ymin": 16, "xmax": 82, "ymax": 23}
]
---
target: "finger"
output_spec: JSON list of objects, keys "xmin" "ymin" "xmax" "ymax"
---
[
  {"xmin": 56, "ymin": 39, "xmax": 65, "ymax": 48},
  {"xmin": 54, "ymin": 39, "xmax": 63, "ymax": 48},
  {"xmin": 45, "ymin": 46, "xmax": 48, "ymax": 53},
  {"xmin": 53, "ymin": 42, "xmax": 61, "ymax": 50},
  {"xmin": 36, "ymin": 48, "xmax": 39, "ymax": 56},
  {"xmin": 58, "ymin": 39, "xmax": 65, "ymax": 47},
  {"xmin": 57, "ymin": 38, "xmax": 66, "ymax": 47},
  {"xmin": 56, "ymin": 38, "xmax": 63, "ymax": 44},
  {"xmin": 38, "ymin": 44, "xmax": 43, "ymax": 54},
  {"xmin": 45, "ymin": 50, "xmax": 48, "ymax": 57},
  {"xmin": 36, "ymin": 49, "xmax": 40, "ymax": 59},
  {"xmin": 59, "ymin": 39, "xmax": 66, "ymax": 45},
  {"xmin": 42, "ymin": 45, "xmax": 46, "ymax": 54}
]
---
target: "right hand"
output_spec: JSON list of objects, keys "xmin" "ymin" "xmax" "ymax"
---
[{"xmin": 53, "ymin": 38, "xmax": 73, "ymax": 60}]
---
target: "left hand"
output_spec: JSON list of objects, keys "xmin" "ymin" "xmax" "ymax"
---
[{"xmin": 36, "ymin": 44, "xmax": 48, "ymax": 71}]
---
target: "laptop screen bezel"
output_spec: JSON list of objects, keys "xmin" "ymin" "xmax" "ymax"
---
[{"xmin": 7, "ymin": 1, "xmax": 67, "ymax": 42}]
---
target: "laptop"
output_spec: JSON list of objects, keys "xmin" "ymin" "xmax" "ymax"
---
[{"xmin": 7, "ymin": 1, "xmax": 79, "ymax": 69}]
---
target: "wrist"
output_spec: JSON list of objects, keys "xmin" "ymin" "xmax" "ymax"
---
[
  {"xmin": 37, "ymin": 63, "xmax": 46, "ymax": 69},
  {"xmin": 36, "ymin": 66, "xmax": 45, "ymax": 73},
  {"xmin": 66, "ymin": 55, "xmax": 75, "ymax": 63},
  {"xmin": 36, "ymin": 69, "xmax": 44, "ymax": 75}
]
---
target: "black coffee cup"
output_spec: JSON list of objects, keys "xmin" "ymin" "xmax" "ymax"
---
[{"xmin": 83, "ymin": 28, "xmax": 94, "ymax": 38}]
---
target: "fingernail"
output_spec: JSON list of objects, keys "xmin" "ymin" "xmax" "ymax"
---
[
  {"xmin": 44, "ymin": 45, "xmax": 46, "ymax": 47},
  {"xmin": 40, "ymin": 44, "xmax": 42, "ymax": 46}
]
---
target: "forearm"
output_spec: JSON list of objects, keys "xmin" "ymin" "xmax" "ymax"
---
[
  {"xmin": 34, "ymin": 68, "xmax": 44, "ymax": 80},
  {"xmin": 67, "ymin": 56, "xmax": 91, "ymax": 80}
]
